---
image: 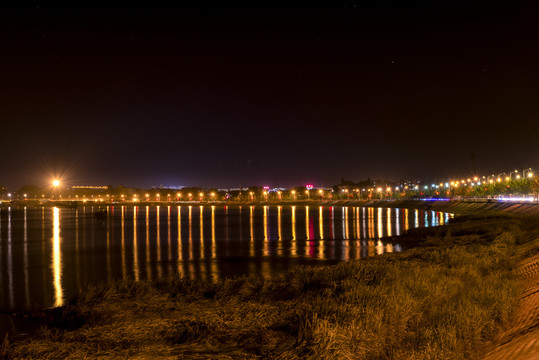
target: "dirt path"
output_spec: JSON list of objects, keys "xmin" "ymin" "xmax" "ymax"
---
[{"xmin": 481, "ymin": 240, "xmax": 539, "ymax": 360}]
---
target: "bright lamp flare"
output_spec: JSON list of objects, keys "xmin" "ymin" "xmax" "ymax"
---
[{"xmin": 52, "ymin": 179, "xmax": 60, "ymax": 187}]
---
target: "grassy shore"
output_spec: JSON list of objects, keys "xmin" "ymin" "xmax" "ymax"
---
[{"xmin": 2, "ymin": 212, "xmax": 535, "ymax": 359}]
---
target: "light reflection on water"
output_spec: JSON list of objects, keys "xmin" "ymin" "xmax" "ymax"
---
[
  {"xmin": 0, "ymin": 205, "xmax": 453, "ymax": 310},
  {"xmin": 52, "ymin": 207, "xmax": 63, "ymax": 307}
]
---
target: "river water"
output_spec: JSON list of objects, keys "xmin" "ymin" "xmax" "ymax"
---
[{"xmin": 0, "ymin": 205, "xmax": 452, "ymax": 312}]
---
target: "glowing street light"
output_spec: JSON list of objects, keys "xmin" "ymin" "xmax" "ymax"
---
[{"xmin": 51, "ymin": 180, "xmax": 61, "ymax": 200}]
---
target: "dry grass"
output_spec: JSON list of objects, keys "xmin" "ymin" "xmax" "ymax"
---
[{"xmin": 2, "ymin": 214, "xmax": 526, "ymax": 359}]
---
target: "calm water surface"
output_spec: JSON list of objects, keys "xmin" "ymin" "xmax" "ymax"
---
[{"xmin": 0, "ymin": 205, "xmax": 452, "ymax": 312}]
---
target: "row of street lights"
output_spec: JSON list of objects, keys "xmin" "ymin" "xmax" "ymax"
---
[
  {"xmin": 3, "ymin": 169, "xmax": 536, "ymax": 203},
  {"xmin": 447, "ymin": 169, "xmax": 534, "ymax": 189}
]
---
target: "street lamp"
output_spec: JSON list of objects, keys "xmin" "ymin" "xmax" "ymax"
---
[
  {"xmin": 498, "ymin": 172, "xmax": 510, "ymax": 181},
  {"xmin": 52, "ymin": 179, "xmax": 60, "ymax": 200}
]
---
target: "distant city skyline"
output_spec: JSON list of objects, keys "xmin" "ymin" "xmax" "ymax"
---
[{"xmin": 1, "ymin": 164, "xmax": 536, "ymax": 193}]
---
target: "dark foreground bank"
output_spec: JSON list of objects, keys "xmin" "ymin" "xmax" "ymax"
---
[{"xmin": 2, "ymin": 212, "xmax": 536, "ymax": 359}]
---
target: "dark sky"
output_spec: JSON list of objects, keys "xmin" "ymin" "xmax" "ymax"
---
[{"xmin": 1, "ymin": 1, "xmax": 539, "ymax": 189}]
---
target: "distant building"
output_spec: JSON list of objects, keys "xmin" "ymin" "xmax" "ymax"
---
[
  {"xmin": 152, "ymin": 185, "xmax": 185, "ymax": 190},
  {"xmin": 71, "ymin": 185, "xmax": 109, "ymax": 190}
]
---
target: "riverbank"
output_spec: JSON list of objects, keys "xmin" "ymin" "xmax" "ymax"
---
[
  {"xmin": 2, "ymin": 206, "xmax": 536, "ymax": 359},
  {"xmin": 479, "ymin": 235, "xmax": 539, "ymax": 360}
]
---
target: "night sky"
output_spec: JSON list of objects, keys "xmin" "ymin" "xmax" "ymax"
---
[{"xmin": 1, "ymin": 1, "xmax": 539, "ymax": 190}]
